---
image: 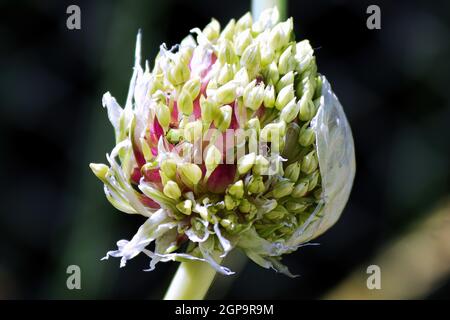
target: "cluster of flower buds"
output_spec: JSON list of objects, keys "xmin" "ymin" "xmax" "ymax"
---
[{"xmin": 91, "ymin": 7, "xmax": 355, "ymax": 276}]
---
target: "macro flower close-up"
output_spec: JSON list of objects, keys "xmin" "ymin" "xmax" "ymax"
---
[{"xmin": 90, "ymin": 6, "xmax": 355, "ymax": 299}]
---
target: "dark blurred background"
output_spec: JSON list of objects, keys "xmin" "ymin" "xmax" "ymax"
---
[{"xmin": 0, "ymin": 0, "xmax": 449, "ymax": 299}]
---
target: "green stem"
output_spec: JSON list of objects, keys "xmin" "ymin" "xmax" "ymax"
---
[
  {"xmin": 164, "ymin": 257, "xmax": 221, "ymax": 300},
  {"xmin": 251, "ymin": 0, "xmax": 287, "ymax": 20}
]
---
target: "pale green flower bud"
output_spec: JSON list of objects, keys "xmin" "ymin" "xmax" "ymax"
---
[
  {"xmin": 243, "ymin": 80, "xmax": 264, "ymax": 110},
  {"xmin": 314, "ymin": 188, "xmax": 323, "ymax": 199},
  {"xmin": 235, "ymin": 12, "xmax": 252, "ymax": 33},
  {"xmin": 278, "ymin": 44, "xmax": 296, "ymax": 75},
  {"xmin": 160, "ymin": 158, "xmax": 177, "ymax": 179},
  {"xmin": 168, "ymin": 58, "xmax": 190, "ymax": 85},
  {"xmin": 155, "ymin": 102, "xmax": 170, "ymax": 129},
  {"xmin": 284, "ymin": 162, "xmax": 301, "ymax": 182},
  {"xmin": 218, "ymin": 39, "xmax": 236, "ymax": 64},
  {"xmin": 216, "ymin": 81, "xmax": 237, "ymax": 105},
  {"xmin": 224, "ymin": 194, "xmax": 239, "ymax": 210},
  {"xmin": 298, "ymin": 126, "xmax": 315, "ymax": 147},
  {"xmin": 260, "ymin": 121, "xmax": 286, "ymax": 142},
  {"xmin": 214, "ymin": 104, "xmax": 233, "ymax": 131},
  {"xmin": 314, "ymin": 75, "xmax": 323, "ymax": 99},
  {"xmin": 235, "ymin": 29, "xmax": 252, "ymax": 56},
  {"xmin": 219, "ymin": 19, "xmax": 235, "ymax": 41},
  {"xmin": 247, "ymin": 175, "xmax": 265, "ymax": 194},
  {"xmin": 253, "ymin": 155, "xmax": 270, "ymax": 175},
  {"xmin": 298, "ymin": 97, "xmax": 316, "ymax": 121},
  {"xmin": 199, "ymin": 95, "xmax": 216, "ymax": 123},
  {"xmin": 217, "ymin": 64, "xmax": 234, "ymax": 85},
  {"xmin": 238, "ymin": 198, "xmax": 252, "ymax": 213},
  {"xmin": 182, "ymin": 76, "xmax": 201, "ymax": 100},
  {"xmin": 291, "ymin": 179, "xmax": 309, "ymax": 198},
  {"xmin": 302, "ymin": 150, "xmax": 318, "ymax": 174},
  {"xmin": 272, "ymin": 180, "xmax": 295, "ymax": 198},
  {"xmin": 159, "ymin": 170, "xmax": 170, "ymax": 186},
  {"xmin": 176, "ymin": 199, "xmax": 192, "ymax": 215},
  {"xmin": 265, "ymin": 204, "xmax": 288, "ymax": 220},
  {"xmin": 246, "ymin": 118, "xmax": 261, "ymax": 134},
  {"xmin": 203, "ymin": 18, "xmax": 220, "ymax": 42},
  {"xmin": 166, "ymin": 128, "xmax": 182, "ymax": 143},
  {"xmin": 275, "ymin": 84, "xmax": 294, "ymax": 110},
  {"xmin": 90, "ymin": 163, "xmax": 109, "ymax": 183},
  {"xmin": 263, "ymin": 84, "xmax": 275, "ymax": 108},
  {"xmin": 227, "ymin": 180, "xmax": 244, "ymax": 199},
  {"xmin": 184, "ymin": 120, "xmax": 203, "ymax": 143},
  {"xmin": 276, "ymin": 71, "xmax": 295, "ymax": 93},
  {"xmin": 240, "ymin": 43, "xmax": 261, "ymax": 77},
  {"xmin": 280, "ymin": 98, "xmax": 300, "ymax": 123},
  {"xmin": 238, "ymin": 152, "xmax": 256, "ymax": 175},
  {"xmin": 234, "ymin": 67, "xmax": 250, "ymax": 87},
  {"xmin": 264, "ymin": 62, "xmax": 280, "ymax": 85},
  {"xmin": 268, "ymin": 18, "xmax": 293, "ymax": 52},
  {"xmin": 307, "ymin": 170, "xmax": 320, "ymax": 191},
  {"xmin": 178, "ymin": 163, "xmax": 202, "ymax": 186},
  {"xmin": 285, "ymin": 200, "xmax": 308, "ymax": 213},
  {"xmin": 260, "ymin": 43, "xmax": 275, "ymax": 67},
  {"xmin": 178, "ymin": 89, "xmax": 193, "ymax": 115},
  {"xmin": 205, "ymin": 145, "xmax": 222, "ymax": 172},
  {"xmin": 163, "ymin": 180, "xmax": 182, "ymax": 200}
]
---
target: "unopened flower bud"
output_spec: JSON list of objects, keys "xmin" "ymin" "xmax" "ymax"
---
[
  {"xmin": 217, "ymin": 64, "xmax": 234, "ymax": 85},
  {"xmin": 276, "ymin": 71, "xmax": 295, "ymax": 93},
  {"xmin": 264, "ymin": 62, "xmax": 279, "ymax": 85},
  {"xmin": 253, "ymin": 155, "xmax": 270, "ymax": 175},
  {"xmin": 302, "ymin": 150, "xmax": 318, "ymax": 174},
  {"xmin": 235, "ymin": 12, "xmax": 252, "ymax": 33},
  {"xmin": 163, "ymin": 180, "xmax": 181, "ymax": 200},
  {"xmin": 247, "ymin": 175, "xmax": 265, "ymax": 194},
  {"xmin": 260, "ymin": 43, "xmax": 275, "ymax": 67},
  {"xmin": 178, "ymin": 163, "xmax": 202, "ymax": 186},
  {"xmin": 90, "ymin": 163, "xmax": 109, "ymax": 183},
  {"xmin": 214, "ymin": 104, "xmax": 233, "ymax": 131},
  {"xmin": 225, "ymin": 194, "xmax": 239, "ymax": 210},
  {"xmin": 307, "ymin": 170, "xmax": 320, "ymax": 191},
  {"xmin": 216, "ymin": 81, "xmax": 237, "ymax": 105},
  {"xmin": 182, "ymin": 77, "xmax": 201, "ymax": 100},
  {"xmin": 219, "ymin": 19, "xmax": 235, "ymax": 41},
  {"xmin": 176, "ymin": 199, "xmax": 192, "ymax": 215},
  {"xmin": 184, "ymin": 120, "xmax": 203, "ymax": 143},
  {"xmin": 238, "ymin": 198, "xmax": 252, "ymax": 213},
  {"xmin": 272, "ymin": 180, "xmax": 294, "ymax": 198},
  {"xmin": 280, "ymin": 98, "xmax": 300, "ymax": 123},
  {"xmin": 291, "ymin": 179, "xmax": 309, "ymax": 198},
  {"xmin": 155, "ymin": 102, "xmax": 170, "ymax": 129},
  {"xmin": 298, "ymin": 126, "xmax": 315, "ymax": 147},
  {"xmin": 168, "ymin": 58, "xmax": 190, "ymax": 85},
  {"xmin": 238, "ymin": 152, "xmax": 256, "ymax": 175},
  {"xmin": 240, "ymin": 43, "xmax": 261, "ymax": 77},
  {"xmin": 278, "ymin": 44, "xmax": 296, "ymax": 75},
  {"xmin": 227, "ymin": 180, "xmax": 244, "ymax": 199},
  {"xmin": 263, "ymin": 84, "xmax": 275, "ymax": 108},
  {"xmin": 285, "ymin": 200, "xmax": 308, "ymax": 213},
  {"xmin": 234, "ymin": 67, "xmax": 250, "ymax": 87},
  {"xmin": 205, "ymin": 145, "xmax": 222, "ymax": 172},
  {"xmin": 166, "ymin": 128, "xmax": 182, "ymax": 143},
  {"xmin": 314, "ymin": 188, "xmax": 323, "ymax": 199},
  {"xmin": 269, "ymin": 18, "xmax": 293, "ymax": 52},
  {"xmin": 178, "ymin": 89, "xmax": 193, "ymax": 115},
  {"xmin": 203, "ymin": 18, "xmax": 220, "ymax": 42},
  {"xmin": 298, "ymin": 97, "xmax": 316, "ymax": 121},
  {"xmin": 160, "ymin": 158, "xmax": 177, "ymax": 179},
  {"xmin": 275, "ymin": 84, "xmax": 294, "ymax": 110},
  {"xmin": 246, "ymin": 118, "xmax": 261, "ymax": 134},
  {"xmin": 235, "ymin": 29, "xmax": 252, "ymax": 55},
  {"xmin": 265, "ymin": 204, "xmax": 288, "ymax": 220},
  {"xmin": 284, "ymin": 162, "xmax": 301, "ymax": 182},
  {"xmin": 260, "ymin": 121, "xmax": 286, "ymax": 142},
  {"xmin": 243, "ymin": 80, "xmax": 264, "ymax": 110},
  {"xmin": 218, "ymin": 39, "xmax": 236, "ymax": 64},
  {"xmin": 199, "ymin": 95, "xmax": 216, "ymax": 122}
]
